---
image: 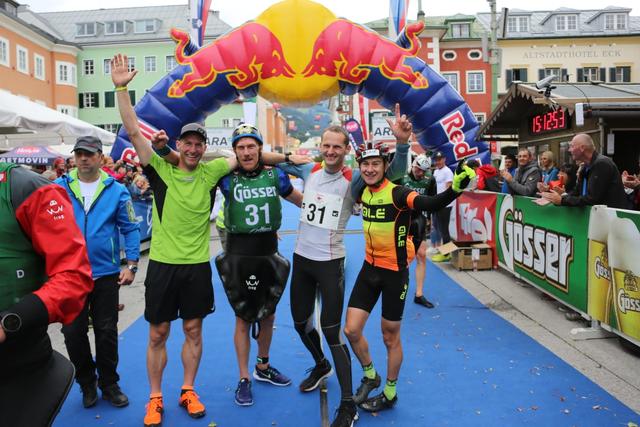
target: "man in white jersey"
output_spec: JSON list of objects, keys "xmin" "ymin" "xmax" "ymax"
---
[
  {"xmin": 431, "ymin": 151, "xmax": 454, "ymax": 262},
  {"xmin": 279, "ymin": 103, "xmax": 410, "ymax": 427}
]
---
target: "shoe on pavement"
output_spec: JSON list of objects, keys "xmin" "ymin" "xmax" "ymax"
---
[
  {"xmin": 299, "ymin": 359, "xmax": 334, "ymax": 392},
  {"xmin": 331, "ymin": 400, "xmax": 359, "ymax": 427},
  {"xmin": 235, "ymin": 378, "xmax": 253, "ymax": 406},
  {"xmin": 101, "ymin": 383, "xmax": 129, "ymax": 407},
  {"xmin": 431, "ymin": 253, "xmax": 451, "ymax": 263},
  {"xmin": 143, "ymin": 395, "xmax": 164, "ymax": 427},
  {"xmin": 353, "ymin": 374, "xmax": 381, "ymax": 404},
  {"xmin": 80, "ymin": 381, "xmax": 98, "ymax": 408},
  {"xmin": 565, "ymin": 311, "xmax": 583, "ymax": 321},
  {"xmin": 414, "ymin": 295, "xmax": 435, "ymax": 308},
  {"xmin": 359, "ymin": 391, "xmax": 398, "ymax": 412},
  {"xmin": 253, "ymin": 365, "xmax": 291, "ymax": 386},
  {"xmin": 179, "ymin": 388, "xmax": 206, "ymax": 418}
]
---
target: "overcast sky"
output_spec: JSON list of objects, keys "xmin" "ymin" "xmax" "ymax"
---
[{"xmin": 21, "ymin": 0, "xmax": 639, "ymax": 27}]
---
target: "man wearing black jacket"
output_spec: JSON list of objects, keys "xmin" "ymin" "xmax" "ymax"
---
[{"xmin": 540, "ymin": 133, "xmax": 629, "ymax": 209}]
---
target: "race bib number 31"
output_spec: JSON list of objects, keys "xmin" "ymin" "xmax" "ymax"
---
[{"xmin": 300, "ymin": 190, "xmax": 343, "ymax": 230}]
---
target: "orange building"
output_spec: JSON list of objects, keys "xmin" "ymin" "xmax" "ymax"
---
[{"xmin": 0, "ymin": 1, "xmax": 80, "ymax": 114}]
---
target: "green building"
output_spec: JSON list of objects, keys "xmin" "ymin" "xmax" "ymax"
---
[{"xmin": 18, "ymin": 4, "xmax": 243, "ymax": 132}]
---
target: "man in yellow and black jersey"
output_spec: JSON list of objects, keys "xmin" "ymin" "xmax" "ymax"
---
[{"xmin": 344, "ymin": 141, "xmax": 475, "ymax": 413}]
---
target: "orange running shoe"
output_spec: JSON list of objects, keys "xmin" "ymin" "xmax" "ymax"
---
[
  {"xmin": 179, "ymin": 388, "xmax": 206, "ymax": 418},
  {"xmin": 144, "ymin": 394, "xmax": 164, "ymax": 427}
]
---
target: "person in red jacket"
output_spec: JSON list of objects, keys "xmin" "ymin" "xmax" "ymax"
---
[
  {"xmin": 0, "ymin": 162, "xmax": 93, "ymax": 426},
  {"xmin": 467, "ymin": 160, "xmax": 501, "ymax": 192}
]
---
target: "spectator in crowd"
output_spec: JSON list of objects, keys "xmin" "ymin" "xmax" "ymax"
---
[
  {"xmin": 466, "ymin": 159, "xmax": 500, "ymax": 192},
  {"xmin": 102, "ymin": 156, "xmax": 126, "ymax": 181},
  {"xmin": 66, "ymin": 156, "xmax": 76, "ymax": 171},
  {"xmin": 540, "ymin": 133, "xmax": 629, "ymax": 209},
  {"xmin": 55, "ymin": 136, "xmax": 140, "ymax": 409},
  {"xmin": 431, "ymin": 151, "xmax": 454, "ymax": 262},
  {"xmin": 129, "ymin": 173, "xmax": 151, "ymax": 199},
  {"xmin": 41, "ymin": 169, "xmax": 57, "ymax": 181},
  {"xmin": 539, "ymin": 151, "xmax": 559, "ymax": 184},
  {"xmin": 0, "ymin": 162, "xmax": 93, "ymax": 426},
  {"xmin": 501, "ymin": 148, "xmax": 541, "ymax": 197},
  {"xmin": 53, "ymin": 157, "xmax": 66, "ymax": 178},
  {"xmin": 538, "ymin": 163, "xmax": 578, "ymax": 195},
  {"xmin": 500, "ymin": 154, "xmax": 517, "ymax": 194}
]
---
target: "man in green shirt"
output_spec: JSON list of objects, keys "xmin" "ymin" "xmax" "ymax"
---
[
  {"xmin": 113, "ymin": 54, "xmax": 237, "ymax": 426},
  {"xmin": 396, "ymin": 154, "xmax": 436, "ymax": 308}
]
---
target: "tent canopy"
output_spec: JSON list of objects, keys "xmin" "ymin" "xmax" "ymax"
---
[
  {"xmin": 0, "ymin": 91, "xmax": 115, "ymax": 149},
  {"xmin": 0, "ymin": 145, "xmax": 68, "ymax": 166}
]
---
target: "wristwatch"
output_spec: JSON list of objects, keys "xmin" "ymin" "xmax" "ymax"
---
[
  {"xmin": 0, "ymin": 312, "xmax": 22, "ymax": 334},
  {"xmin": 284, "ymin": 153, "xmax": 292, "ymax": 164},
  {"xmin": 127, "ymin": 264, "xmax": 138, "ymax": 274}
]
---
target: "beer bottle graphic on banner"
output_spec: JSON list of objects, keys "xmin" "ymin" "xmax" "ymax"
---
[
  {"xmin": 587, "ymin": 205, "xmax": 613, "ymax": 323},
  {"xmin": 608, "ymin": 217, "xmax": 640, "ymax": 341}
]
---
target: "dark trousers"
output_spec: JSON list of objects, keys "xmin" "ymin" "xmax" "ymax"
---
[
  {"xmin": 62, "ymin": 273, "xmax": 120, "ymax": 389},
  {"xmin": 436, "ymin": 206, "xmax": 452, "ymax": 244}
]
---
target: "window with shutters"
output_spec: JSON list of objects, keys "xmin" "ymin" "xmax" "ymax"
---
[
  {"xmin": 610, "ymin": 66, "xmax": 631, "ymax": 82},
  {"xmin": 127, "ymin": 57, "xmax": 136, "ymax": 72},
  {"xmin": 83, "ymin": 59, "xmax": 94, "ymax": 75},
  {"xmin": 582, "ymin": 67, "xmax": 598, "ymax": 82},
  {"xmin": 543, "ymin": 68, "xmax": 560, "ymax": 79},
  {"xmin": 506, "ymin": 68, "xmax": 528, "ymax": 89},
  {"xmin": 80, "ymin": 92, "xmax": 99, "ymax": 109}
]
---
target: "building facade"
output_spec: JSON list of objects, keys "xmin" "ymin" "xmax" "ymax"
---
[
  {"xmin": 476, "ymin": 7, "xmax": 640, "ymax": 94},
  {"xmin": 16, "ymin": 4, "xmax": 243, "ymax": 134},
  {"xmin": 0, "ymin": 0, "xmax": 80, "ymax": 112}
]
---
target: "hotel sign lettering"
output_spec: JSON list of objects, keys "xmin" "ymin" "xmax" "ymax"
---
[{"xmin": 523, "ymin": 49, "xmax": 622, "ymax": 60}]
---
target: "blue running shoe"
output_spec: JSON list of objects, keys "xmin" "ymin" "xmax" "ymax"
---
[
  {"xmin": 253, "ymin": 365, "xmax": 291, "ymax": 386},
  {"xmin": 235, "ymin": 378, "xmax": 253, "ymax": 406}
]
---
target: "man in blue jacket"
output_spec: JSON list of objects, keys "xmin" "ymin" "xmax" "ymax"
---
[{"xmin": 55, "ymin": 136, "xmax": 140, "ymax": 409}]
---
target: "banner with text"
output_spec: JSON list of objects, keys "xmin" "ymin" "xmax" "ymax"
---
[{"xmin": 455, "ymin": 191, "xmax": 498, "ymax": 268}]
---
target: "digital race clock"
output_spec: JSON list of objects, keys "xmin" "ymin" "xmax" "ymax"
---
[{"xmin": 530, "ymin": 109, "xmax": 568, "ymax": 135}]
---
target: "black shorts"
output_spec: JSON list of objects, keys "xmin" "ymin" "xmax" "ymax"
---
[
  {"xmin": 410, "ymin": 214, "xmax": 428, "ymax": 250},
  {"xmin": 144, "ymin": 260, "xmax": 214, "ymax": 324},
  {"xmin": 347, "ymin": 261, "xmax": 409, "ymax": 321}
]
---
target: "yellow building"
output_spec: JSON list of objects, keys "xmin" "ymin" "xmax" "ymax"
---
[{"xmin": 477, "ymin": 7, "xmax": 640, "ymax": 94}]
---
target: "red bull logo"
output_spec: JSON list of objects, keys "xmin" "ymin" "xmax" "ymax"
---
[
  {"xmin": 302, "ymin": 20, "xmax": 428, "ymax": 89},
  {"xmin": 168, "ymin": 23, "xmax": 295, "ymax": 97},
  {"xmin": 440, "ymin": 111, "xmax": 478, "ymax": 160}
]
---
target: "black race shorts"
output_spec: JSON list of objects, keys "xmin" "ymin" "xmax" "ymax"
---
[
  {"xmin": 347, "ymin": 261, "xmax": 409, "ymax": 322},
  {"xmin": 144, "ymin": 260, "xmax": 214, "ymax": 324}
]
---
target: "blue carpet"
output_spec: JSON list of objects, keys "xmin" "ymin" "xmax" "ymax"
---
[{"xmin": 55, "ymin": 203, "xmax": 639, "ymax": 426}]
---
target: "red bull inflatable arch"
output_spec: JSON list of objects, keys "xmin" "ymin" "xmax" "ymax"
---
[{"xmin": 110, "ymin": 0, "xmax": 490, "ymax": 167}]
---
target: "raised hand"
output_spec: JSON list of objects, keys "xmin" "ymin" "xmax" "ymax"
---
[
  {"xmin": 150, "ymin": 130, "xmax": 169, "ymax": 150},
  {"xmin": 110, "ymin": 53, "xmax": 138, "ymax": 88},
  {"xmin": 385, "ymin": 103, "xmax": 412, "ymax": 144},
  {"xmin": 452, "ymin": 164, "xmax": 476, "ymax": 192}
]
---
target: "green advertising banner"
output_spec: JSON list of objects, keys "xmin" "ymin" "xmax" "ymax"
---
[
  {"xmin": 588, "ymin": 207, "xmax": 640, "ymax": 342},
  {"xmin": 496, "ymin": 195, "xmax": 590, "ymax": 310}
]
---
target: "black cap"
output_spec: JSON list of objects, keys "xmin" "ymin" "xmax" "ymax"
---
[
  {"xmin": 179, "ymin": 123, "xmax": 207, "ymax": 142},
  {"xmin": 432, "ymin": 151, "xmax": 445, "ymax": 160},
  {"xmin": 72, "ymin": 136, "xmax": 102, "ymax": 153}
]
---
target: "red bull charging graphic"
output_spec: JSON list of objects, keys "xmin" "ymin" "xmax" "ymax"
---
[{"xmin": 110, "ymin": 0, "xmax": 489, "ymax": 167}]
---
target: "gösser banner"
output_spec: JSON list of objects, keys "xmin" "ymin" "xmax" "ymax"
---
[{"xmin": 460, "ymin": 192, "xmax": 639, "ymax": 344}]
